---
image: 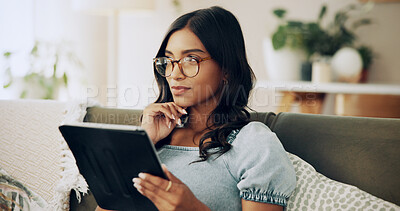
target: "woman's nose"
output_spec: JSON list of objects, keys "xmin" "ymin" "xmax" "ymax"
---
[{"xmin": 170, "ymin": 62, "xmax": 186, "ymax": 79}]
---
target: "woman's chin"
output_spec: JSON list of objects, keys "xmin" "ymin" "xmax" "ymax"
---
[{"xmin": 172, "ymin": 97, "xmax": 193, "ymax": 108}]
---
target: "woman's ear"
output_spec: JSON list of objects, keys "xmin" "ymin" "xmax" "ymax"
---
[
  {"xmin": 222, "ymin": 72, "xmax": 229, "ymax": 86},
  {"xmin": 223, "ymin": 71, "xmax": 228, "ymax": 81}
]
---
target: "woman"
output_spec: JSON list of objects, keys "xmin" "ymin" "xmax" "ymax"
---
[{"xmin": 97, "ymin": 6, "xmax": 295, "ymax": 211}]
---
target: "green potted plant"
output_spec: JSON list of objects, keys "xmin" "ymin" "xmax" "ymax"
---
[
  {"xmin": 357, "ymin": 45, "xmax": 374, "ymax": 83},
  {"xmin": 270, "ymin": 3, "xmax": 374, "ymax": 81},
  {"xmin": 305, "ymin": 4, "xmax": 373, "ymax": 55},
  {"xmin": 2, "ymin": 41, "xmax": 82, "ymax": 99},
  {"xmin": 271, "ymin": 9, "xmax": 306, "ymax": 52}
]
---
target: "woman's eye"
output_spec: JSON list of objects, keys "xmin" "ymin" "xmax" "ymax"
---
[
  {"xmin": 185, "ymin": 56, "xmax": 198, "ymax": 61},
  {"xmin": 183, "ymin": 57, "xmax": 196, "ymax": 64}
]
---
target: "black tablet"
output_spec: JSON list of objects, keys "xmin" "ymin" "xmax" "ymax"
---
[{"xmin": 59, "ymin": 123, "xmax": 167, "ymax": 211}]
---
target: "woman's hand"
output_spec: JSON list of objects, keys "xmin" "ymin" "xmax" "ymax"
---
[
  {"xmin": 94, "ymin": 206, "xmax": 115, "ymax": 211},
  {"xmin": 141, "ymin": 102, "xmax": 187, "ymax": 144},
  {"xmin": 132, "ymin": 164, "xmax": 210, "ymax": 211}
]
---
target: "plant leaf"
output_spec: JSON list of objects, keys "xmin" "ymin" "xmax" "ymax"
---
[
  {"xmin": 53, "ymin": 63, "xmax": 57, "ymax": 77},
  {"xmin": 53, "ymin": 54, "xmax": 59, "ymax": 76},
  {"xmin": 44, "ymin": 86, "xmax": 53, "ymax": 99},
  {"xmin": 334, "ymin": 12, "xmax": 348, "ymax": 28},
  {"xmin": 63, "ymin": 72, "xmax": 68, "ymax": 86},
  {"xmin": 3, "ymin": 79, "xmax": 12, "ymax": 88},
  {"xmin": 352, "ymin": 18, "xmax": 372, "ymax": 29},
  {"xmin": 273, "ymin": 9, "xmax": 286, "ymax": 19},
  {"xmin": 287, "ymin": 21, "xmax": 303, "ymax": 28},
  {"xmin": 318, "ymin": 5, "xmax": 327, "ymax": 22},
  {"xmin": 20, "ymin": 90, "xmax": 27, "ymax": 99},
  {"xmin": 3, "ymin": 52, "xmax": 12, "ymax": 58},
  {"xmin": 357, "ymin": 45, "xmax": 374, "ymax": 69},
  {"xmin": 30, "ymin": 42, "xmax": 38, "ymax": 56},
  {"xmin": 272, "ymin": 26, "xmax": 287, "ymax": 50}
]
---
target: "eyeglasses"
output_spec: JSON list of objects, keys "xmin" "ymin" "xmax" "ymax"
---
[{"xmin": 153, "ymin": 56, "xmax": 212, "ymax": 78}]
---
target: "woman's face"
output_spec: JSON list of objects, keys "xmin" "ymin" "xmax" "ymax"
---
[{"xmin": 164, "ymin": 28, "xmax": 225, "ymax": 109}]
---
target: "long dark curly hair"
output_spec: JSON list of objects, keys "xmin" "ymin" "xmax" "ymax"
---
[{"xmin": 153, "ymin": 6, "xmax": 256, "ymax": 162}]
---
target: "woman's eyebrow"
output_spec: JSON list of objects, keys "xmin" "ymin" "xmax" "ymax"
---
[
  {"xmin": 182, "ymin": 49, "xmax": 205, "ymax": 54},
  {"xmin": 165, "ymin": 49, "xmax": 205, "ymax": 56},
  {"xmin": 165, "ymin": 50, "xmax": 174, "ymax": 55}
]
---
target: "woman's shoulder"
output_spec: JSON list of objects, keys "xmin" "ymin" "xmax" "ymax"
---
[
  {"xmin": 224, "ymin": 121, "xmax": 288, "ymax": 165},
  {"xmin": 227, "ymin": 121, "xmax": 276, "ymax": 146},
  {"xmin": 242, "ymin": 121, "xmax": 272, "ymax": 132},
  {"xmin": 223, "ymin": 121, "xmax": 287, "ymax": 164}
]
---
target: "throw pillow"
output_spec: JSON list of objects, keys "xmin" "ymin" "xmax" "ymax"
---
[
  {"xmin": 0, "ymin": 167, "xmax": 48, "ymax": 211},
  {"xmin": 0, "ymin": 99, "xmax": 94, "ymax": 210},
  {"xmin": 0, "ymin": 100, "xmax": 67, "ymax": 204},
  {"xmin": 287, "ymin": 153, "xmax": 399, "ymax": 211}
]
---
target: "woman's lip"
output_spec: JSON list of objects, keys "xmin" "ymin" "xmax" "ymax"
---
[
  {"xmin": 171, "ymin": 86, "xmax": 191, "ymax": 95},
  {"xmin": 171, "ymin": 86, "xmax": 190, "ymax": 89}
]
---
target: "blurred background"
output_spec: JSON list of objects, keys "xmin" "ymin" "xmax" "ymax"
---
[{"xmin": 1, "ymin": 0, "xmax": 399, "ymax": 117}]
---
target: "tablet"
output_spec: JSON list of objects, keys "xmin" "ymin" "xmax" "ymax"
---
[{"xmin": 59, "ymin": 123, "xmax": 166, "ymax": 211}]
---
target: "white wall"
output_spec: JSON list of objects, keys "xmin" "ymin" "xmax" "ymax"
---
[
  {"xmin": 116, "ymin": 0, "xmax": 176, "ymax": 108},
  {"xmin": 0, "ymin": 0, "xmax": 34, "ymax": 77}
]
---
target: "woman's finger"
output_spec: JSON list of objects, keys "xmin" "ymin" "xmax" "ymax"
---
[
  {"xmin": 133, "ymin": 176, "xmax": 176, "ymax": 204},
  {"xmin": 165, "ymin": 103, "xmax": 182, "ymax": 126},
  {"xmin": 171, "ymin": 103, "xmax": 188, "ymax": 115},
  {"xmin": 154, "ymin": 105, "xmax": 175, "ymax": 120},
  {"xmin": 166, "ymin": 103, "xmax": 180, "ymax": 119},
  {"xmin": 150, "ymin": 106, "xmax": 174, "ymax": 128},
  {"xmin": 134, "ymin": 178, "xmax": 169, "ymax": 198},
  {"xmin": 164, "ymin": 116, "xmax": 170, "ymax": 128},
  {"xmin": 137, "ymin": 173, "xmax": 171, "ymax": 190},
  {"xmin": 136, "ymin": 185, "xmax": 174, "ymax": 211}
]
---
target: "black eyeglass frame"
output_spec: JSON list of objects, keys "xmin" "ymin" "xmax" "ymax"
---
[{"xmin": 153, "ymin": 56, "xmax": 212, "ymax": 78}]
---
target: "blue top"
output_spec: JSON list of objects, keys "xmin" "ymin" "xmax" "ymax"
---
[{"xmin": 156, "ymin": 121, "xmax": 296, "ymax": 210}]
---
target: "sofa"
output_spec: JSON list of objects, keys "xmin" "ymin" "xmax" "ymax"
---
[
  {"xmin": 70, "ymin": 106, "xmax": 400, "ymax": 210},
  {"xmin": 1, "ymin": 100, "xmax": 399, "ymax": 210}
]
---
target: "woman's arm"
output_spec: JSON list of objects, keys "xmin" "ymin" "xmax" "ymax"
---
[{"xmin": 242, "ymin": 199, "xmax": 283, "ymax": 211}]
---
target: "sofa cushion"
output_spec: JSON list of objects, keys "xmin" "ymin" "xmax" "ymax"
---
[
  {"xmin": 271, "ymin": 112, "xmax": 400, "ymax": 205},
  {"xmin": 287, "ymin": 153, "xmax": 399, "ymax": 210},
  {"xmin": 84, "ymin": 107, "xmax": 143, "ymax": 126}
]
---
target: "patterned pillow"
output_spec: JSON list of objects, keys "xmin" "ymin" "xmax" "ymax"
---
[
  {"xmin": 0, "ymin": 100, "xmax": 91, "ymax": 210},
  {"xmin": 286, "ymin": 153, "xmax": 399, "ymax": 211},
  {"xmin": 0, "ymin": 167, "xmax": 48, "ymax": 211},
  {"xmin": 0, "ymin": 100, "xmax": 67, "ymax": 204}
]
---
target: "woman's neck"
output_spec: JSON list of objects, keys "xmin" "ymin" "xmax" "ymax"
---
[
  {"xmin": 168, "ymin": 105, "xmax": 215, "ymax": 147},
  {"xmin": 185, "ymin": 87, "xmax": 224, "ymax": 132},
  {"xmin": 186, "ymin": 103, "xmax": 216, "ymax": 132}
]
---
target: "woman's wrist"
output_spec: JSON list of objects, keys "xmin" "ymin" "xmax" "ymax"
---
[
  {"xmin": 148, "ymin": 133, "xmax": 160, "ymax": 144},
  {"xmin": 141, "ymin": 126, "xmax": 158, "ymax": 144}
]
